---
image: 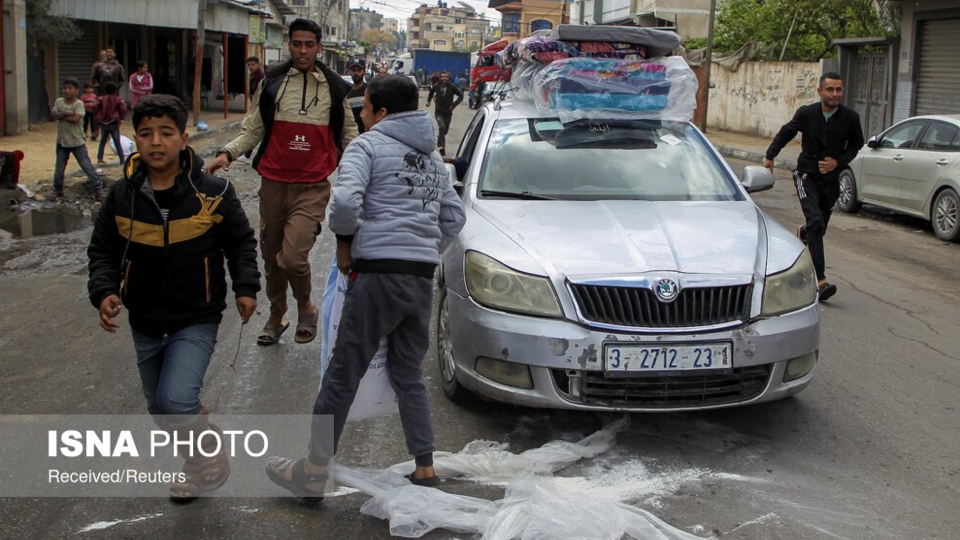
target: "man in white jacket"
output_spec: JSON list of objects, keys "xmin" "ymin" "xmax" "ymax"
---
[{"xmin": 266, "ymin": 75, "xmax": 466, "ymax": 499}]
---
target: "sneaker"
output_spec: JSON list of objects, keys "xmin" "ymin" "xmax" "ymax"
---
[
  {"xmin": 818, "ymin": 282, "xmax": 837, "ymax": 303},
  {"xmin": 48, "ymin": 189, "xmax": 65, "ymax": 201},
  {"xmin": 797, "ymin": 224, "xmax": 808, "ymax": 245}
]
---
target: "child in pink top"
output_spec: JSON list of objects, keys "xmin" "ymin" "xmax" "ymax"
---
[{"xmin": 128, "ymin": 61, "xmax": 154, "ymax": 108}]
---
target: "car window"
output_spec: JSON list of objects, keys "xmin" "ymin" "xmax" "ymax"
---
[
  {"xmin": 477, "ymin": 118, "xmax": 745, "ymax": 201},
  {"xmin": 457, "ymin": 110, "xmax": 485, "ymax": 160},
  {"xmin": 918, "ymin": 122, "xmax": 960, "ymax": 152},
  {"xmin": 881, "ymin": 121, "xmax": 927, "ymax": 149}
]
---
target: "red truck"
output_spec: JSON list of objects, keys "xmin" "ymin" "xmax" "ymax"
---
[{"xmin": 470, "ymin": 39, "xmax": 512, "ymax": 91}]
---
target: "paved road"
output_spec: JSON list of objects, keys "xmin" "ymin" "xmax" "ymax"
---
[{"xmin": 1, "ymin": 99, "xmax": 958, "ymax": 539}]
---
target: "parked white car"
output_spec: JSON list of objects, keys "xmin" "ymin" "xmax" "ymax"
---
[{"xmin": 839, "ymin": 115, "xmax": 960, "ymax": 241}]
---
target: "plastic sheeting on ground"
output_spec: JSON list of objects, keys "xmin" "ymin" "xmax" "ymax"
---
[{"xmin": 333, "ymin": 417, "xmax": 707, "ymax": 539}]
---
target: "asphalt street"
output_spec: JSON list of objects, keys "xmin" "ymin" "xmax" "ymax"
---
[{"xmin": 0, "ymin": 96, "xmax": 958, "ymax": 540}]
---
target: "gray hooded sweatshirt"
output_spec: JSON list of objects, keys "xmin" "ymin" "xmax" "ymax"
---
[{"xmin": 329, "ymin": 110, "xmax": 466, "ymax": 276}]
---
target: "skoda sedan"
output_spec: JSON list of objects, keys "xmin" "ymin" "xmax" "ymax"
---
[{"xmin": 437, "ymin": 99, "xmax": 820, "ymax": 411}]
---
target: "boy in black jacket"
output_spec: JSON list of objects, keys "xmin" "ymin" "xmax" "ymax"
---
[
  {"xmin": 764, "ymin": 72, "xmax": 864, "ymax": 302},
  {"xmin": 87, "ymin": 94, "xmax": 261, "ymax": 502}
]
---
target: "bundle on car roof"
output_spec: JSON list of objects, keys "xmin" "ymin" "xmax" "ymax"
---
[{"xmin": 501, "ymin": 25, "xmax": 698, "ymax": 124}]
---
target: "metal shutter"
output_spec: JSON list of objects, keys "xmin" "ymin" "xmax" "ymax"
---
[
  {"xmin": 915, "ymin": 18, "xmax": 960, "ymax": 116},
  {"xmin": 58, "ymin": 20, "xmax": 97, "ymax": 88}
]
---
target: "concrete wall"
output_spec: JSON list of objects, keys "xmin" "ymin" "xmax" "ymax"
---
[
  {"xmin": 2, "ymin": 0, "xmax": 28, "ymax": 135},
  {"xmin": 893, "ymin": 0, "xmax": 960, "ymax": 122},
  {"xmin": 706, "ymin": 61, "xmax": 822, "ymax": 139}
]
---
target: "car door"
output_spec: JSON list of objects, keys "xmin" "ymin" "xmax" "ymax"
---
[
  {"xmin": 859, "ymin": 120, "xmax": 928, "ymax": 205},
  {"xmin": 454, "ymin": 110, "xmax": 487, "ymax": 190},
  {"xmin": 899, "ymin": 121, "xmax": 960, "ymax": 210}
]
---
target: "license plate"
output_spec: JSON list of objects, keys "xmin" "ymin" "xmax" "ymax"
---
[{"xmin": 604, "ymin": 343, "xmax": 732, "ymax": 372}]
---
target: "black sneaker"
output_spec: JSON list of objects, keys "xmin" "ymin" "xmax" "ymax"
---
[
  {"xmin": 48, "ymin": 190, "xmax": 65, "ymax": 201},
  {"xmin": 797, "ymin": 224, "xmax": 808, "ymax": 245},
  {"xmin": 818, "ymin": 282, "xmax": 837, "ymax": 303}
]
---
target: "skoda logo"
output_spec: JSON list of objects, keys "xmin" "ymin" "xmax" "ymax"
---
[{"xmin": 655, "ymin": 279, "xmax": 680, "ymax": 303}]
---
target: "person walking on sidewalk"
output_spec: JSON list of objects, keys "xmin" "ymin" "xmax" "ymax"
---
[
  {"xmin": 264, "ymin": 75, "xmax": 466, "ymax": 500},
  {"xmin": 95, "ymin": 82, "xmax": 128, "ymax": 165},
  {"xmin": 50, "ymin": 78, "xmax": 105, "ymax": 200},
  {"xmin": 206, "ymin": 18, "xmax": 359, "ymax": 346},
  {"xmin": 128, "ymin": 61, "xmax": 154, "ymax": 108},
  {"xmin": 88, "ymin": 94, "xmax": 260, "ymax": 502},
  {"xmin": 346, "ymin": 59, "xmax": 368, "ymax": 135},
  {"xmin": 425, "ymin": 72, "xmax": 462, "ymax": 155},
  {"xmin": 764, "ymin": 72, "xmax": 864, "ymax": 303}
]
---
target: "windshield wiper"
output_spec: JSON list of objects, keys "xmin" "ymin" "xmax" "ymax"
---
[{"xmin": 479, "ymin": 189, "xmax": 554, "ymax": 200}]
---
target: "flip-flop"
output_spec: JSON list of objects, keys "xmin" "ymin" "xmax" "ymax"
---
[
  {"xmin": 257, "ymin": 320, "xmax": 290, "ymax": 346},
  {"xmin": 294, "ymin": 311, "xmax": 319, "ymax": 344},
  {"xmin": 406, "ymin": 471, "xmax": 441, "ymax": 487},
  {"xmin": 265, "ymin": 456, "xmax": 327, "ymax": 502}
]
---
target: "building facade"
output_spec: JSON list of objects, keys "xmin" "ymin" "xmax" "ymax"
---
[
  {"xmin": 568, "ymin": 0, "xmax": 713, "ymax": 39},
  {"xmin": 349, "ymin": 8, "xmax": 384, "ymax": 42},
  {"xmin": 490, "ymin": 0, "xmax": 569, "ymax": 41},
  {"xmin": 408, "ymin": 2, "xmax": 490, "ymax": 51}
]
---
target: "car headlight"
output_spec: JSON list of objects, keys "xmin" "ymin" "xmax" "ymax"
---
[
  {"xmin": 465, "ymin": 251, "xmax": 562, "ymax": 317},
  {"xmin": 761, "ymin": 251, "xmax": 817, "ymax": 317}
]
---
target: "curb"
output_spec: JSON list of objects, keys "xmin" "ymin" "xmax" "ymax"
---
[{"xmin": 714, "ymin": 145, "xmax": 797, "ymax": 171}]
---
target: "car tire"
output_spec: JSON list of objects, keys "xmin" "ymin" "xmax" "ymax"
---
[
  {"xmin": 437, "ymin": 288, "xmax": 476, "ymax": 402},
  {"xmin": 931, "ymin": 188, "xmax": 960, "ymax": 242},
  {"xmin": 837, "ymin": 169, "xmax": 862, "ymax": 213}
]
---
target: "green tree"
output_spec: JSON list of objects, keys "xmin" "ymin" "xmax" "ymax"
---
[
  {"xmin": 26, "ymin": 0, "xmax": 82, "ymax": 52},
  {"xmin": 713, "ymin": 0, "xmax": 900, "ymax": 60}
]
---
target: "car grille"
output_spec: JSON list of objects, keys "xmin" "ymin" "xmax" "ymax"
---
[
  {"xmin": 569, "ymin": 283, "xmax": 753, "ymax": 328},
  {"xmin": 552, "ymin": 365, "xmax": 771, "ymax": 408}
]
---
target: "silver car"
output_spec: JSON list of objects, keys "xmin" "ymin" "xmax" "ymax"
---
[
  {"xmin": 436, "ymin": 99, "xmax": 821, "ymax": 411},
  {"xmin": 838, "ymin": 115, "xmax": 960, "ymax": 241}
]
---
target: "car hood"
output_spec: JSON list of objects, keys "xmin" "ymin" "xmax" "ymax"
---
[{"xmin": 473, "ymin": 199, "xmax": 762, "ymax": 277}]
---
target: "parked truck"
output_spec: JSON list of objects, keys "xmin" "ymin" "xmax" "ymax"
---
[
  {"xmin": 470, "ymin": 39, "xmax": 512, "ymax": 91},
  {"xmin": 410, "ymin": 49, "xmax": 471, "ymax": 86}
]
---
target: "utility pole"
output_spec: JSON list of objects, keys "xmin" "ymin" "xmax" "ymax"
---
[
  {"xmin": 699, "ymin": 0, "xmax": 717, "ymax": 133},
  {"xmin": 192, "ymin": 0, "xmax": 208, "ymax": 126}
]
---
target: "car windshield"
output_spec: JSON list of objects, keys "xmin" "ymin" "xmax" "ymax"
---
[{"xmin": 478, "ymin": 118, "xmax": 745, "ymax": 201}]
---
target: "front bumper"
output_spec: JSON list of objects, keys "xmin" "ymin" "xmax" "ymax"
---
[{"xmin": 445, "ymin": 289, "xmax": 820, "ymax": 412}]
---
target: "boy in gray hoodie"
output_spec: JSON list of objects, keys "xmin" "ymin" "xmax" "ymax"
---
[{"xmin": 266, "ymin": 75, "xmax": 466, "ymax": 499}]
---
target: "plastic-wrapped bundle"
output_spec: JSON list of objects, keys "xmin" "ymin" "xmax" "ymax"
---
[
  {"xmin": 504, "ymin": 36, "xmax": 648, "ymax": 68},
  {"xmin": 534, "ymin": 56, "xmax": 698, "ymax": 123}
]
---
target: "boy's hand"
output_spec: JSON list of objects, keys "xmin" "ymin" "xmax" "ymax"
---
[
  {"xmin": 236, "ymin": 296, "xmax": 257, "ymax": 324},
  {"xmin": 99, "ymin": 295, "xmax": 122, "ymax": 333},
  {"xmin": 207, "ymin": 153, "xmax": 231, "ymax": 174},
  {"xmin": 336, "ymin": 241, "xmax": 354, "ymax": 274}
]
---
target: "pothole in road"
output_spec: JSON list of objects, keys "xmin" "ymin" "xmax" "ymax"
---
[{"xmin": 0, "ymin": 205, "xmax": 94, "ymax": 238}]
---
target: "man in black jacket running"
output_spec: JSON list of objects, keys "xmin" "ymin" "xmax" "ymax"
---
[
  {"xmin": 764, "ymin": 72, "xmax": 864, "ymax": 302},
  {"xmin": 426, "ymin": 72, "xmax": 463, "ymax": 155}
]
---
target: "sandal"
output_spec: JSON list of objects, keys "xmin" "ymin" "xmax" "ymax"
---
[
  {"xmin": 265, "ymin": 456, "xmax": 327, "ymax": 501},
  {"xmin": 406, "ymin": 471, "xmax": 441, "ymax": 487},
  {"xmin": 257, "ymin": 320, "xmax": 289, "ymax": 346},
  {"xmin": 294, "ymin": 311, "xmax": 319, "ymax": 344}
]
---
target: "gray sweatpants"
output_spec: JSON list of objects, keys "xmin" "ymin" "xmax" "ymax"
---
[{"xmin": 309, "ymin": 272, "xmax": 435, "ymax": 463}]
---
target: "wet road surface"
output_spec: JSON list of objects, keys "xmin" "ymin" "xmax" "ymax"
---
[{"xmin": 1, "ymin": 104, "xmax": 958, "ymax": 539}]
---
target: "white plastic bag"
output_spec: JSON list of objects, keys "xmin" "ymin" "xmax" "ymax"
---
[
  {"xmin": 108, "ymin": 135, "xmax": 136, "ymax": 157},
  {"xmin": 320, "ymin": 260, "xmax": 398, "ymax": 422}
]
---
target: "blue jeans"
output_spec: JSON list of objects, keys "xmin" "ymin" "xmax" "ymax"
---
[
  {"xmin": 131, "ymin": 323, "xmax": 219, "ymax": 417},
  {"xmin": 97, "ymin": 122, "xmax": 123, "ymax": 164},
  {"xmin": 53, "ymin": 144, "xmax": 102, "ymax": 192}
]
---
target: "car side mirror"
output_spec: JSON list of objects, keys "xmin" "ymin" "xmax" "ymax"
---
[
  {"xmin": 866, "ymin": 136, "xmax": 880, "ymax": 149},
  {"xmin": 741, "ymin": 165, "xmax": 775, "ymax": 193},
  {"xmin": 445, "ymin": 163, "xmax": 464, "ymax": 195}
]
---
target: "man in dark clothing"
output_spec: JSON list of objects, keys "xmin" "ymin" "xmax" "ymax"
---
[
  {"xmin": 425, "ymin": 72, "xmax": 463, "ymax": 155},
  {"xmin": 764, "ymin": 72, "xmax": 864, "ymax": 302},
  {"xmin": 247, "ymin": 56, "xmax": 265, "ymax": 97},
  {"xmin": 346, "ymin": 59, "xmax": 368, "ymax": 134},
  {"xmin": 92, "ymin": 47, "xmax": 125, "ymax": 96}
]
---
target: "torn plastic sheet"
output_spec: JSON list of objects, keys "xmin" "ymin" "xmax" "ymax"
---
[{"xmin": 334, "ymin": 418, "xmax": 707, "ymax": 539}]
